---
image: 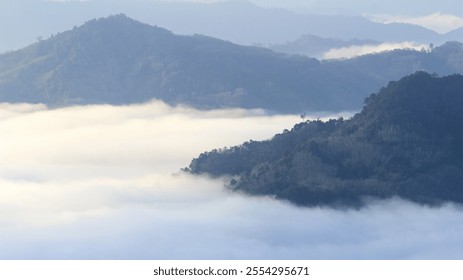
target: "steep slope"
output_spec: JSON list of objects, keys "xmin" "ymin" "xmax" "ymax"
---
[{"xmin": 188, "ymin": 72, "xmax": 463, "ymax": 207}]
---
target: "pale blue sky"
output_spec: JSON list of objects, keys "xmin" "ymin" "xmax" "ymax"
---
[
  {"xmin": 154, "ymin": 0, "xmax": 463, "ymax": 16},
  {"xmin": 21, "ymin": 0, "xmax": 463, "ymax": 16}
]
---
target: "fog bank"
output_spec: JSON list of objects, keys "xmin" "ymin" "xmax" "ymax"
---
[
  {"xmin": 323, "ymin": 42, "xmax": 430, "ymax": 60},
  {"xmin": 0, "ymin": 102, "xmax": 462, "ymax": 259}
]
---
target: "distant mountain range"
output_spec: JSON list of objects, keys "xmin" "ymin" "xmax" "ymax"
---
[
  {"xmin": 1, "ymin": 1, "xmax": 461, "ymax": 53},
  {"xmin": 1, "ymin": 15, "xmax": 463, "ymax": 113},
  {"xmin": 132, "ymin": 1, "xmax": 453, "ymax": 45},
  {"xmin": 188, "ymin": 72, "xmax": 463, "ymax": 208}
]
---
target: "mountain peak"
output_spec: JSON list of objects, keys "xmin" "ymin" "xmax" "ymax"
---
[
  {"xmin": 0, "ymin": 15, "xmax": 320, "ymax": 108},
  {"xmin": 359, "ymin": 72, "xmax": 463, "ymax": 136},
  {"xmin": 81, "ymin": 13, "xmax": 169, "ymax": 31},
  {"xmin": 434, "ymin": 41, "xmax": 463, "ymax": 53},
  {"xmin": 67, "ymin": 13, "xmax": 173, "ymax": 43}
]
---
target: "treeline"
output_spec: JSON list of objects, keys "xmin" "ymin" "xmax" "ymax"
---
[{"xmin": 188, "ymin": 72, "xmax": 463, "ymax": 207}]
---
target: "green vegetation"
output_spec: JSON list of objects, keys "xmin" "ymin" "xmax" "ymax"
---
[{"xmin": 188, "ymin": 72, "xmax": 463, "ymax": 207}]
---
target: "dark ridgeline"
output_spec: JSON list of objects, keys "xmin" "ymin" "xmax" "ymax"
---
[
  {"xmin": 188, "ymin": 72, "xmax": 463, "ymax": 208},
  {"xmin": 0, "ymin": 14, "xmax": 463, "ymax": 112}
]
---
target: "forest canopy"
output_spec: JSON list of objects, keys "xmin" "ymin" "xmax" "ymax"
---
[{"xmin": 188, "ymin": 72, "xmax": 463, "ymax": 208}]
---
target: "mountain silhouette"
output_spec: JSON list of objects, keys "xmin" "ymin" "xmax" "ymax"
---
[
  {"xmin": 188, "ymin": 72, "xmax": 463, "ymax": 208},
  {"xmin": 0, "ymin": 15, "xmax": 463, "ymax": 112}
]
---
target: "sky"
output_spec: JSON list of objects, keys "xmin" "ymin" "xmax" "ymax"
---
[
  {"xmin": 1, "ymin": 102, "xmax": 463, "ymax": 259},
  {"xmin": 248, "ymin": 0, "xmax": 463, "ymax": 17},
  {"xmin": 149, "ymin": 0, "xmax": 463, "ymax": 19},
  {"xmin": 176, "ymin": 0, "xmax": 463, "ymax": 33}
]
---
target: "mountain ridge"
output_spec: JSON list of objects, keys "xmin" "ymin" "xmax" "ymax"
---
[
  {"xmin": 1, "ymin": 15, "xmax": 463, "ymax": 113},
  {"xmin": 0, "ymin": 1, "xmax": 449, "ymax": 53},
  {"xmin": 188, "ymin": 72, "xmax": 463, "ymax": 207}
]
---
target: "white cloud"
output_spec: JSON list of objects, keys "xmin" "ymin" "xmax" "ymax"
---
[
  {"xmin": 0, "ymin": 102, "xmax": 462, "ymax": 259},
  {"xmin": 0, "ymin": 103, "xmax": 47, "ymax": 121},
  {"xmin": 322, "ymin": 41, "xmax": 429, "ymax": 60},
  {"xmin": 368, "ymin": 12, "xmax": 463, "ymax": 34}
]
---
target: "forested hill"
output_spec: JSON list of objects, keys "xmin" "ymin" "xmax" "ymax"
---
[
  {"xmin": 1, "ymin": 14, "xmax": 463, "ymax": 112},
  {"xmin": 188, "ymin": 72, "xmax": 463, "ymax": 207},
  {"xmin": 0, "ymin": 14, "xmax": 318, "ymax": 111}
]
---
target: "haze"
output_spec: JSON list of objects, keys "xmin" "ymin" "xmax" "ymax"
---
[{"xmin": 1, "ymin": 0, "xmax": 463, "ymax": 54}]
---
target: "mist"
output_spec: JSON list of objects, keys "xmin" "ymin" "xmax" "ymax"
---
[
  {"xmin": 0, "ymin": 101, "xmax": 462, "ymax": 260},
  {"xmin": 368, "ymin": 12, "xmax": 463, "ymax": 34},
  {"xmin": 323, "ymin": 42, "xmax": 430, "ymax": 60}
]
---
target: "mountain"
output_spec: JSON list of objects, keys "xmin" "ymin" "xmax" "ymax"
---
[
  {"xmin": 1, "ymin": 15, "xmax": 463, "ymax": 112},
  {"xmin": 0, "ymin": 1, "xmax": 445, "ymax": 53},
  {"xmin": 444, "ymin": 27, "xmax": 463, "ymax": 42},
  {"xmin": 0, "ymin": 14, "xmax": 318, "ymax": 110},
  {"xmin": 187, "ymin": 72, "xmax": 463, "ymax": 208},
  {"xmin": 129, "ymin": 1, "xmax": 442, "ymax": 45}
]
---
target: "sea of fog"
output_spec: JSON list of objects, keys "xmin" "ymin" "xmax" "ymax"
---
[{"xmin": 0, "ymin": 101, "xmax": 462, "ymax": 260}]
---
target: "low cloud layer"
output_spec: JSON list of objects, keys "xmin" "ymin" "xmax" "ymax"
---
[
  {"xmin": 0, "ymin": 102, "xmax": 462, "ymax": 259},
  {"xmin": 368, "ymin": 12, "xmax": 463, "ymax": 34},
  {"xmin": 322, "ymin": 41, "xmax": 430, "ymax": 60}
]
